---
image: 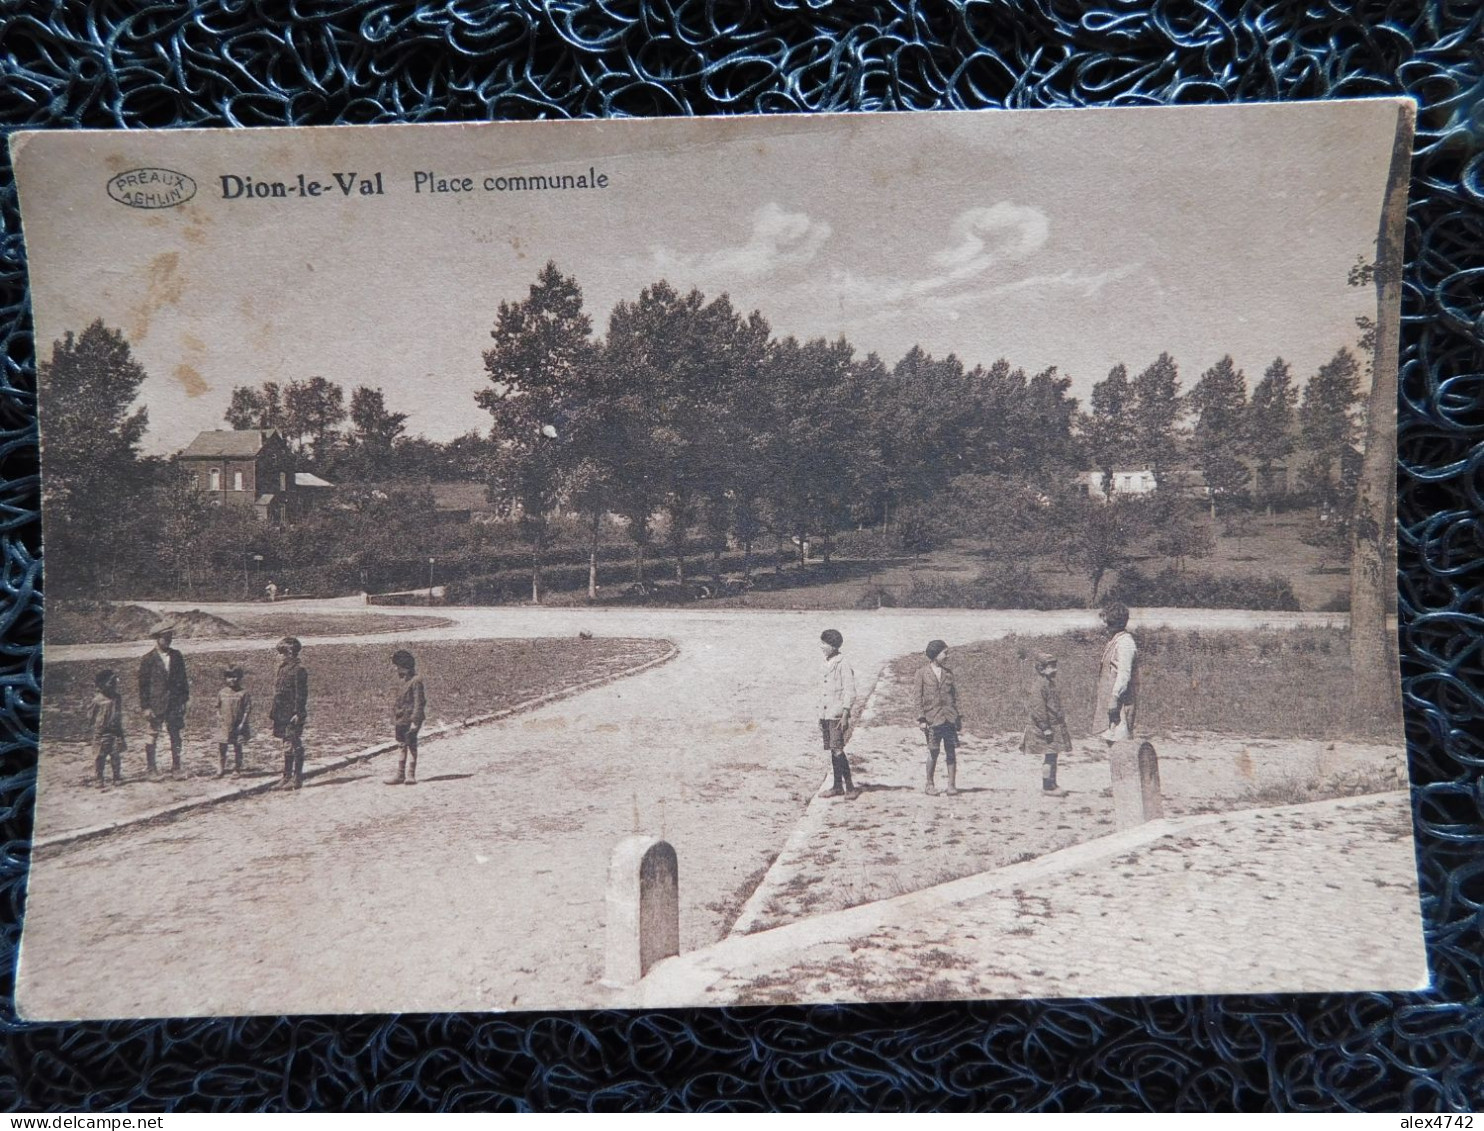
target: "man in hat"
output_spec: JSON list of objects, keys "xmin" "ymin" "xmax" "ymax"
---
[
  {"xmin": 1096, "ymin": 602, "xmax": 1139, "ymax": 741},
  {"xmin": 915, "ymin": 639, "xmax": 962, "ymax": 796},
  {"xmin": 269, "ymin": 636, "xmax": 309, "ymax": 789},
  {"xmin": 137, "ymin": 624, "xmax": 190, "ymax": 777}
]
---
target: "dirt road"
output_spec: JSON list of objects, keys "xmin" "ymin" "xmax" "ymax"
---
[{"xmin": 22, "ymin": 604, "xmax": 1359, "ymax": 1018}]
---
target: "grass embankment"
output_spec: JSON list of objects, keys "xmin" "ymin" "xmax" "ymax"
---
[
  {"xmin": 228, "ymin": 612, "xmax": 454, "ymax": 638},
  {"xmin": 879, "ymin": 626, "xmax": 1392, "ymax": 742},
  {"xmin": 48, "ymin": 602, "xmax": 453, "ymax": 645},
  {"xmin": 44, "ymin": 637, "xmax": 672, "ymax": 757}
]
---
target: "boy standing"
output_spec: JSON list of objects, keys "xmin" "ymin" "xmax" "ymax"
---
[
  {"xmin": 1023, "ymin": 652, "xmax": 1072, "ymax": 796},
  {"xmin": 89, "ymin": 669, "xmax": 126, "ymax": 788},
  {"xmin": 269, "ymin": 636, "xmax": 309, "ymax": 790},
  {"xmin": 915, "ymin": 639, "xmax": 961, "ymax": 796},
  {"xmin": 817, "ymin": 628, "xmax": 859, "ymax": 800},
  {"xmin": 216, "ymin": 665, "xmax": 252, "ymax": 777},
  {"xmin": 385, "ymin": 649, "xmax": 426, "ymax": 785}
]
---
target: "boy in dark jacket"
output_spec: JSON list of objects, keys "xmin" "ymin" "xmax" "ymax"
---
[
  {"xmin": 270, "ymin": 637, "xmax": 309, "ymax": 789},
  {"xmin": 385, "ymin": 649, "xmax": 426, "ymax": 785},
  {"xmin": 1022, "ymin": 652, "xmax": 1072, "ymax": 796},
  {"xmin": 89, "ymin": 669, "xmax": 126, "ymax": 788},
  {"xmin": 915, "ymin": 639, "xmax": 962, "ymax": 796}
]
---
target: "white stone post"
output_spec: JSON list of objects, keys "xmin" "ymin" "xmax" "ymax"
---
[
  {"xmin": 1109, "ymin": 740, "xmax": 1163, "ymax": 830},
  {"xmin": 603, "ymin": 836, "xmax": 679, "ymax": 987}
]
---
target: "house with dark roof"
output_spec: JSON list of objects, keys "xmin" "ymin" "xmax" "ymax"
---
[{"xmin": 177, "ymin": 429, "xmax": 330, "ymax": 523}]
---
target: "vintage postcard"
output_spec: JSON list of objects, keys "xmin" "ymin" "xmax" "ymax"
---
[{"xmin": 10, "ymin": 100, "xmax": 1423, "ymax": 1018}]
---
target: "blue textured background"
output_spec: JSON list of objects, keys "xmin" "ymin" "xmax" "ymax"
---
[{"xmin": 0, "ymin": 1, "xmax": 1481, "ymax": 1112}]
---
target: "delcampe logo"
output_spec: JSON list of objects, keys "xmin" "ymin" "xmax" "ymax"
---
[{"xmin": 106, "ymin": 167, "xmax": 197, "ymax": 209}]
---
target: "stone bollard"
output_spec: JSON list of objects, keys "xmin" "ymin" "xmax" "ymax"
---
[
  {"xmin": 1109, "ymin": 740, "xmax": 1163, "ymax": 830},
  {"xmin": 602, "ymin": 836, "xmax": 679, "ymax": 987}
]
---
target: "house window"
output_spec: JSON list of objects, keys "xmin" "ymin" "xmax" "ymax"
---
[
  {"xmin": 233, "ymin": 470, "xmax": 244, "ymax": 492},
  {"xmin": 279, "ymin": 472, "xmax": 287, "ymax": 491},
  {"xmin": 209, "ymin": 468, "xmax": 221, "ymax": 491}
]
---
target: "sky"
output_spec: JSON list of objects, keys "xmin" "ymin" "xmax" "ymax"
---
[{"xmin": 13, "ymin": 100, "xmax": 1406, "ymax": 455}]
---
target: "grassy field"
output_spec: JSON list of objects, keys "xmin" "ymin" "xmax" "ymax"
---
[
  {"xmin": 578, "ymin": 511, "xmax": 1351, "ymax": 612},
  {"xmin": 43, "ymin": 636, "xmax": 672, "ymax": 752},
  {"xmin": 877, "ymin": 626, "xmax": 1394, "ymax": 742}
]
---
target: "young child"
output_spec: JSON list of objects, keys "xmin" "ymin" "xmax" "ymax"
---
[
  {"xmin": 817, "ymin": 628, "xmax": 859, "ymax": 800},
  {"xmin": 386, "ymin": 649, "xmax": 426, "ymax": 785},
  {"xmin": 216, "ymin": 664, "xmax": 252, "ymax": 777},
  {"xmin": 89, "ymin": 669, "xmax": 126, "ymax": 789},
  {"xmin": 915, "ymin": 639, "xmax": 962, "ymax": 796},
  {"xmin": 1022, "ymin": 652, "xmax": 1072, "ymax": 796}
]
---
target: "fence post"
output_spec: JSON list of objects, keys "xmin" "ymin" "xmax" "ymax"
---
[
  {"xmin": 1109, "ymin": 740, "xmax": 1163, "ymax": 830},
  {"xmin": 603, "ymin": 836, "xmax": 679, "ymax": 987}
]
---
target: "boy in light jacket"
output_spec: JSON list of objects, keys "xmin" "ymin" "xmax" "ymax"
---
[{"xmin": 915, "ymin": 639, "xmax": 962, "ymax": 796}]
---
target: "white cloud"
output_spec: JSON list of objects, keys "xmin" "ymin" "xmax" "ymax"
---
[
  {"xmin": 932, "ymin": 203, "xmax": 1049, "ymax": 277},
  {"xmin": 650, "ymin": 202, "xmax": 831, "ymax": 280},
  {"xmin": 802, "ymin": 202, "xmax": 1055, "ymax": 313}
]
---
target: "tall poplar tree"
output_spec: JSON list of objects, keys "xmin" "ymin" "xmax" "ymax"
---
[
  {"xmin": 1087, "ymin": 362, "xmax": 1135, "ymax": 496},
  {"xmin": 1299, "ymin": 347, "xmax": 1362, "ymax": 512},
  {"xmin": 1188, "ymin": 355, "xmax": 1250, "ymax": 518},
  {"xmin": 1130, "ymin": 352, "xmax": 1183, "ymax": 490},
  {"xmin": 1247, "ymin": 358, "xmax": 1298, "ymax": 514}
]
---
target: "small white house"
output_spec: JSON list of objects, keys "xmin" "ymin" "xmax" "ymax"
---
[{"xmin": 1078, "ymin": 467, "xmax": 1157, "ymax": 501}]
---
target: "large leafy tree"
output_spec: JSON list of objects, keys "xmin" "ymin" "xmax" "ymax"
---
[
  {"xmin": 224, "ymin": 381, "xmax": 286, "ymax": 432},
  {"xmin": 1188, "ymin": 354, "xmax": 1251, "ymax": 517},
  {"xmin": 1248, "ymin": 357, "xmax": 1298, "ymax": 514},
  {"xmin": 38, "ymin": 319, "xmax": 151, "ymax": 592},
  {"xmin": 284, "ymin": 375, "xmax": 347, "ymax": 463},
  {"xmin": 477, "ymin": 261, "xmax": 595, "ymax": 602},
  {"xmin": 348, "ymin": 386, "xmax": 408, "ymax": 468}
]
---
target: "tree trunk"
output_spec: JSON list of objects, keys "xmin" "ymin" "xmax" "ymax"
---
[
  {"xmin": 1349, "ymin": 102, "xmax": 1411, "ymax": 726},
  {"xmin": 531, "ymin": 550, "xmax": 542, "ymax": 604},
  {"xmin": 775, "ymin": 533, "xmax": 784, "ymax": 575},
  {"xmin": 742, "ymin": 538, "xmax": 753, "ymax": 580},
  {"xmin": 588, "ymin": 512, "xmax": 600, "ymax": 601}
]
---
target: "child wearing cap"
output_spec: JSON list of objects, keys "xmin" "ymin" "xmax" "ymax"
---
[
  {"xmin": 88, "ymin": 669, "xmax": 126, "ymax": 789},
  {"xmin": 270, "ymin": 636, "xmax": 309, "ymax": 789},
  {"xmin": 216, "ymin": 665, "xmax": 253, "ymax": 777},
  {"xmin": 1022, "ymin": 652, "xmax": 1072, "ymax": 796},
  {"xmin": 915, "ymin": 639, "xmax": 962, "ymax": 796},
  {"xmin": 817, "ymin": 628, "xmax": 859, "ymax": 799},
  {"xmin": 385, "ymin": 649, "xmax": 426, "ymax": 785}
]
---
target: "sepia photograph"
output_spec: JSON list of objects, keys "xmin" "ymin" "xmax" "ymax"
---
[{"xmin": 10, "ymin": 100, "xmax": 1423, "ymax": 1019}]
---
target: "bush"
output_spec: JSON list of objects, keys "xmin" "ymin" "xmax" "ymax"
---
[
  {"xmin": 830, "ymin": 528, "xmax": 898, "ymax": 561},
  {"xmin": 901, "ymin": 563, "xmax": 1070, "ymax": 610},
  {"xmin": 854, "ymin": 585, "xmax": 898, "ymax": 609},
  {"xmin": 1105, "ymin": 567, "xmax": 1300, "ymax": 611}
]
